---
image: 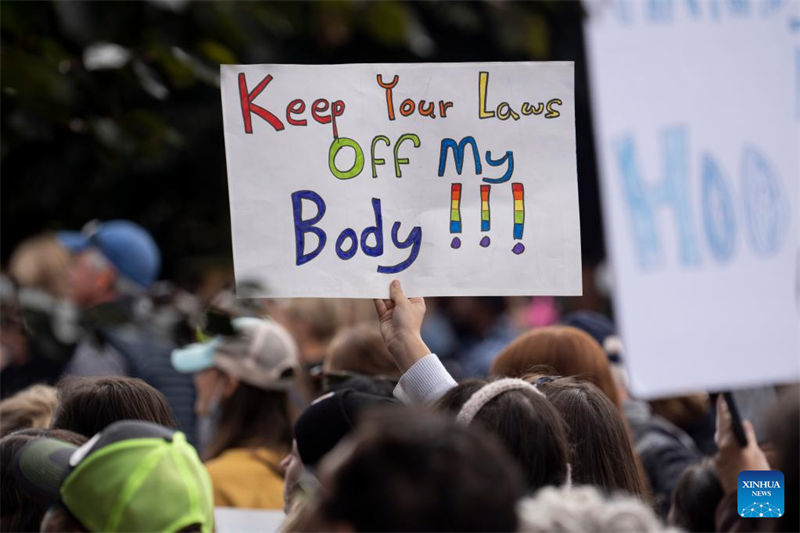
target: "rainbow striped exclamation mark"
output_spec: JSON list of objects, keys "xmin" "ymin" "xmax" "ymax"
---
[
  {"xmin": 512, "ymin": 183, "xmax": 525, "ymax": 254},
  {"xmin": 480, "ymin": 185, "xmax": 491, "ymax": 247},
  {"xmin": 450, "ymin": 183, "xmax": 462, "ymax": 249}
]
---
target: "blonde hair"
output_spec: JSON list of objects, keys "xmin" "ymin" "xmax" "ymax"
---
[
  {"xmin": 8, "ymin": 233, "xmax": 71, "ymax": 298},
  {"xmin": 0, "ymin": 385, "xmax": 59, "ymax": 437}
]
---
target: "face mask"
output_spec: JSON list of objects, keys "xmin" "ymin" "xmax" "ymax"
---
[{"xmin": 197, "ymin": 378, "xmax": 226, "ymax": 456}]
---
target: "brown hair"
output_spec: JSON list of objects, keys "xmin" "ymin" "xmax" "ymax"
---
[
  {"xmin": 304, "ymin": 409, "xmax": 525, "ymax": 532},
  {"xmin": 649, "ymin": 394, "xmax": 710, "ymax": 431},
  {"xmin": 324, "ymin": 323, "xmax": 400, "ymax": 379},
  {"xmin": 533, "ymin": 376, "xmax": 649, "ymax": 499},
  {"xmin": 1, "ymin": 429, "xmax": 87, "ymax": 533},
  {"xmin": 51, "ymin": 376, "xmax": 177, "ymax": 437},
  {"xmin": 436, "ymin": 379, "xmax": 570, "ymax": 491},
  {"xmin": 491, "ymin": 326, "xmax": 621, "ymax": 408},
  {"xmin": 0, "ymin": 385, "xmax": 59, "ymax": 437},
  {"xmin": 203, "ymin": 382, "xmax": 291, "ymax": 461}
]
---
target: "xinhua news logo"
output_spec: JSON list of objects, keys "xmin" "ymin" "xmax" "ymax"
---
[{"xmin": 738, "ymin": 471, "xmax": 784, "ymax": 518}]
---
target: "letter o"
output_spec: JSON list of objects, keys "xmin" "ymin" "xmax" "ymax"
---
[
  {"xmin": 329, "ymin": 137, "xmax": 365, "ymax": 180},
  {"xmin": 399, "ymin": 99, "xmax": 415, "ymax": 117},
  {"xmin": 741, "ymin": 147, "xmax": 789, "ymax": 256},
  {"xmin": 335, "ymin": 228, "xmax": 358, "ymax": 260}
]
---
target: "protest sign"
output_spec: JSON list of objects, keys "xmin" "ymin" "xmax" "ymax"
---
[
  {"xmin": 585, "ymin": 1, "xmax": 800, "ymax": 397},
  {"xmin": 220, "ymin": 62, "xmax": 581, "ymax": 298}
]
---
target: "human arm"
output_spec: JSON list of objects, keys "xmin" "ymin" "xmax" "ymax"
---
[{"xmin": 374, "ymin": 280, "xmax": 456, "ymax": 404}]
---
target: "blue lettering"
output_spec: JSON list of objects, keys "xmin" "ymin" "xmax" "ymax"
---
[
  {"xmin": 378, "ymin": 222, "xmax": 422, "ymax": 274},
  {"xmin": 616, "ymin": 127, "xmax": 701, "ymax": 269},
  {"xmin": 701, "ymin": 154, "xmax": 736, "ymax": 262},
  {"xmin": 292, "ymin": 190, "xmax": 327, "ymax": 266},
  {"xmin": 361, "ymin": 198, "xmax": 385, "ymax": 257},
  {"xmin": 648, "ymin": 0, "xmax": 673, "ymax": 22},
  {"xmin": 336, "ymin": 228, "xmax": 358, "ymax": 260},
  {"xmin": 740, "ymin": 147, "xmax": 789, "ymax": 256},
  {"xmin": 483, "ymin": 150, "xmax": 514, "ymax": 184},
  {"xmin": 438, "ymin": 137, "xmax": 482, "ymax": 177}
]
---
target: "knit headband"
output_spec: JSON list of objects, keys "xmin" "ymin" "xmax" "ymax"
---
[{"xmin": 456, "ymin": 378, "xmax": 544, "ymax": 426}]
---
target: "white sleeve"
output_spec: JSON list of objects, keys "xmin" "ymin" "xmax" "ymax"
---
[{"xmin": 393, "ymin": 353, "xmax": 457, "ymax": 405}]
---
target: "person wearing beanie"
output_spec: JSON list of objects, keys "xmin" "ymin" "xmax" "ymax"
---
[{"xmin": 281, "ymin": 388, "xmax": 397, "ymax": 514}]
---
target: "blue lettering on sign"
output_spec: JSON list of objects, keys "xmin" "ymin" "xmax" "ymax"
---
[
  {"xmin": 701, "ymin": 154, "xmax": 737, "ymax": 262},
  {"xmin": 616, "ymin": 130, "xmax": 791, "ymax": 271},
  {"xmin": 616, "ymin": 127, "xmax": 701, "ymax": 269},
  {"xmin": 740, "ymin": 147, "xmax": 789, "ymax": 256}
]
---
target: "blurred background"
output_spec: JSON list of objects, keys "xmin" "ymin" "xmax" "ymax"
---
[{"xmin": 0, "ymin": 0, "xmax": 607, "ymax": 310}]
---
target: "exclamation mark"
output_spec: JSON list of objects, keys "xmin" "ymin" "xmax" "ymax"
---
[
  {"xmin": 450, "ymin": 183, "xmax": 462, "ymax": 249},
  {"xmin": 512, "ymin": 182, "xmax": 525, "ymax": 254},
  {"xmin": 480, "ymin": 184, "xmax": 491, "ymax": 247}
]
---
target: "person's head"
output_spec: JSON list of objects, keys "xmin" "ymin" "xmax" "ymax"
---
[
  {"xmin": 649, "ymin": 394, "xmax": 711, "ymax": 431},
  {"xmin": 533, "ymin": 376, "xmax": 649, "ymax": 498},
  {"xmin": 8, "ymin": 233, "xmax": 71, "ymax": 298},
  {"xmin": 13, "ymin": 420, "xmax": 213, "ymax": 533},
  {"xmin": 283, "ymin": 389, "xmax": 396, "ymax": 513},
  {"xmin": 491, "ymin": 326, "xmax": 621, "ymax": 408},
  {"xmin": 518, "ymin": 485, "xmax": 668, "ymax": 532},
  {"xmin": 281, "ymin": 299, "xmax": 340, "ymax": 363},
  {"xmin": 323, "ymin": 322, "xmax": 400, "ymax": 385},
  {"xmin": 51, "ymin": 376, "xmax": 177, "ymax": 437},
  {"xmin": 436, "ymin": 378, "xmax": 570, "ymax": 491},
  {"xmin": 301, "ymin": 408, "xmax": 525, "ymax": 532},
  {"xmin": 0, "ymin": 428, "xmax": 86, "ymax": 533},
  {"xmin": 0, "ymin": 384, "xmax": 59, "ymax": 437},
  {"xmin": 57, "ymin": 220, "xmax": 161, "ymax": 307},
  {"xmin": 172, "ymin": 316, "xmax": 299, "ymax": 458},
  {"xmin": 667, "ymin": 458, "xmax": 723, "ymax": 532}
]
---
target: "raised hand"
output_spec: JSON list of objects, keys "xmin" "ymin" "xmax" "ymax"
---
[{"xmin": 373, "ymin": 280, "xmax": 430, "ymax": 372}]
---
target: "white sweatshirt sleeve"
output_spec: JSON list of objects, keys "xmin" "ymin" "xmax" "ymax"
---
[{"xmin": 393, "ymin": 353, "xmax": 458, "ymax": 405}]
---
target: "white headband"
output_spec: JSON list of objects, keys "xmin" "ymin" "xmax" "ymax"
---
[{"xmin": 456, "ymin": 378, "xmax": 544, "ymax": 426}]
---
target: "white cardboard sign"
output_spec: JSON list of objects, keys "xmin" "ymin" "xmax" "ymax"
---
[
  {"xmin": 585, "ymin": 1, "xmax": 800, "ymax": 397},
  {"xmin": 220, "ymin": 63, "xmax": 581, "ymax": 298}
]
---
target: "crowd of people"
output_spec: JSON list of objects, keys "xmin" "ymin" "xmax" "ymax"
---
[{"xmin": 0, "ymin": 220, "xmax": 797, "ymax": 532}]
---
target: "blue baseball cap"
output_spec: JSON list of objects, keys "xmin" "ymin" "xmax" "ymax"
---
[{"xmin": 57, "ymin": 220, "xmax": 161, "ymax": 288}]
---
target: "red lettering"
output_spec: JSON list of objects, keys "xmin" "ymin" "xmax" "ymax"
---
[
  {"xmin": 286, "ymin": 99, "xmax": 307, "ymax": 126},
  {"xmin": 331, "ymin": 100, "xmax": 345, "ymax": 139},
  {"xmin": 238, "ymin": 73, "xmax": 285, "ymax": 134}
]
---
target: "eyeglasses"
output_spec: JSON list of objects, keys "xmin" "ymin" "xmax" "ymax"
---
[{"xmin": 316, "ymin": 369, "xmax": 398, "ymax": 393}]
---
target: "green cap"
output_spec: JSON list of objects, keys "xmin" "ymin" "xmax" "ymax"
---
[{"xmin": 13, "ymin": 420, "xmax": 214, "ymax": 532}]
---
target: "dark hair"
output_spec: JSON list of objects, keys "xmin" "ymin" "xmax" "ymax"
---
[
  {"xmin": 40, "ymin": 505, "xmax": 87, "ymax": 533},
  {"xmin": 1, "ymin": 429, "xmax": 87, "ymax": 533},
  {"xmin": 204, "ymin": 382, "xmax": 291, "ymax": 461},
  {"xmin": 307, "ymin": 409, "xmax": 524, "ymax": 532},
  {"xmin": 766, "ymin": 389, "xmax": 799, "ymax": 533},
  {"xmin": 436, "ymin": 379, "xmax": 569, "ymax": 491},
  {"xmin": 534, "ymin": 376, "xmax": 650, "ymax": 499},
  {"xmin": 51, "ymin": 377, "xmax": 177, "ymax": 437},
  {"xmin": 668, "ymin": 458, "xmax": 723, "ymax": 532},
  {"xmin": 491, "ymin": 326, "xmax": 621, "ymax": 408}
]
